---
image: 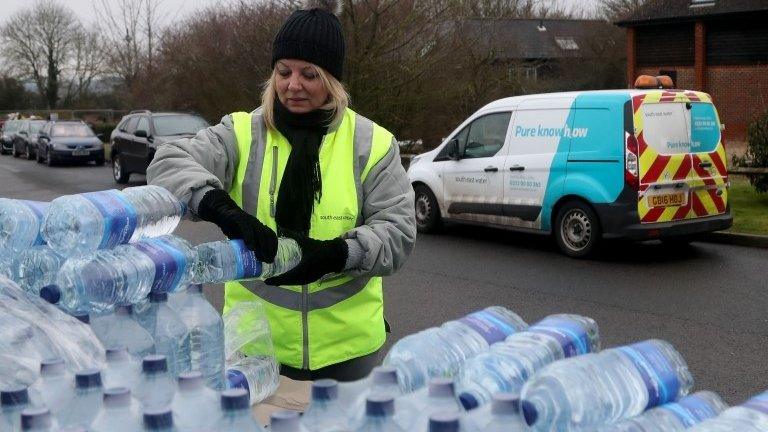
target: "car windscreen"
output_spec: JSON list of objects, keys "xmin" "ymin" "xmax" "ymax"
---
[
  {"xmin": 51, "ymin": 124, "xmax": 94, "ymax": 137},
  {"xmin": 29, "ymin": 122, "xmax": 46, "ymax": 134},
  {"xmin": 153, "ymin": 115, "xmax": 209, "ymax": 136}
]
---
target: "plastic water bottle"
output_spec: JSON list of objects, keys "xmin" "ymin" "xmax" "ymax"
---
[
  {"xmin": 0, "ymin": 199, "xmax": 48, "ymax": 254},
  {"xmin": 171, "ymin": 372, "xmax": 220, "ymax": 430},
  {"xmin": 384, "ymin": 307, "xmax": 528, "ymax": 393},
  {"xmin": 28, "ymin": 358, "xmax": 74, "ymax": 418},
  {"xmin": 20, "ymin": 406, "xmax": 58, "ymax": 431},
  {"xmin": 340, "ymin": 366, "xmax": 403, "ymax": 421},
  {"xmin": 428, "ymin": 412, "xmax": 462, "ymax": 432},
  {"xmin": 103, "ymin": 347, "xmax": 141, "ymax": 390},
  {"xmin": 143, "ymin": 408, "xmax": 176, "ymax": 432},
  {"xmin": 689, "ymin": 390, "xmax": 768, "ymax": 432},
  {"xmin": 90, "ymin": 303, "xmax": 155, "ymax": 359},
  {"xmin": 41, "ymin": 235, "xmax": 196, "ymax": 314},
  {"xmin": 136, "ymin": 290, "xmax": 191, "ymax": 378},
  {"xmin": 91, "ymin": 387, "xmax": 142, "ymax": 432},
  {"xmin": 598, "ymin": 391, "xmax": 728, "ymax": 431},
  {"xmin": 463, "ymin": 393, "xmax": 525, "ymax": 432},
  {"xmin": 271, "ymin": 410, "xmax": 309, "ymax": 432},
  {"xmin": 301, "ymin": 379, "xmax": 349, "ymax": 432},
  {"xmin": 457, "ymin": 314, "xmax": 600, "ymax": 410},
  {"xmin": 134, "ymin": 355, "xmax": 175, "ymax": 409},
  {"xmin": 217, "ymin": 388, "xmax": 266, "ymax": 431},
  {"xmin": 353, "ymin": 395, "xmax": 405, "ymax": 432},
  {"xmin": 394, "ymin": 379, "xmax": 463, "ymax": 431},
  {"xmin": 193, "ymin": 238, "xmax": 302, "ymax": 283},
  {"xmin": 226, "ymin": 355, "xmax": 280, "ymax": 405},
  {"xmin": 0, "ymin": 386, "xmax": 32, "ymax": 431},
  {"xmin": 42, "ymin": 185, "xmax": 185, "ymax": 256},
  {"xmin": 520, "ymin": 339, "xmax": 694, "ymax": 431},
  {"xmin": 169, "ymin": 284, "xmax": 225, "ymax": 390},
  {"xmin": 58, "ymin": 369, "xmax": 104, "ymax": 428},
  {"xmin": 7, "ymin": 246, "xmax": 64, "ymax": 295}
]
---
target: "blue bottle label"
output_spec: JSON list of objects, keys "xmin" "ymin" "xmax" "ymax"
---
[
  {"xmin": 662, "ymin": 394, "xmax": 720, "ymax": 427},
  {"xmin": 459, "ymin": 309, "xmax": 518, "ymax": 345},
  {"xmin": 529, "ymin": 317, "xmax": 591, "ymax": 357},
  {"xmin": 134, "ymin": 238, "xmax": 187, "ymax": 292},
  {"xmin": 81, "ymin": 191, "xmax": 138, "ymax": 248},
  {"xmin": 743, "ymin": 392, "xmax": 768, "ymax": 415},
  {"xmin": 618, "ymin": 341, "xmax": 681, "ymax": 409},
  {"xmin": 226, "ymin": 369, "xmax": 251, "ymax": 399},
  {"xmin": 21, "ymin": 200, "xmax": 49, "ymax": 245},
  {"xmin": 229, "ymin": 240, "xmax": 263, "ymax": 279}
]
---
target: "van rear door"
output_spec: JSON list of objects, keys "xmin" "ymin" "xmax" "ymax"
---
[{"xmin": 633, "ymin": 92, "xmax": 728, "ymax": 224}]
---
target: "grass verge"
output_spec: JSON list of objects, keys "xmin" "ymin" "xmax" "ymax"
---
[{"xmin": 728, "ymin": 175, "xmax": 768, "ymax": 235}]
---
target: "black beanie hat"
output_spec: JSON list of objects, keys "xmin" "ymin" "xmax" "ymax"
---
[{"xmin": 272, "ymin": 0, "xmax": 345, "ymax": 81}]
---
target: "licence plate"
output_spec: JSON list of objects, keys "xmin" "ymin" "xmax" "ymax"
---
[
  {"xmin": 648, "ymin": 192, "xmax": 685, "ymax": 208},
  {"xmin": 72, "ymin": 149, "xmax": 89, "ymax": 156}
]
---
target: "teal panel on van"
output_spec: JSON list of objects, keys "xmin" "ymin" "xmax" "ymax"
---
[
  {"xmin": 690, "ymin": 103, "xmax": 720, "ymax": 153},
  {"xmin": 540, "ymin": 93, "xmax": 629, "ymax": 231}
]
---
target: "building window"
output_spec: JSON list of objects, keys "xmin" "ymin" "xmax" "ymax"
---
[
  {"xmin": 508, "ymin": 65, "xmax": 538, "ymax": 81},
  {"xmin": 555, "ymin": 37, "xmax": 579, "ymax": 51},
  {"xmin": 690, "ymin": 0, "xmax": 715, "ymax": 8}
]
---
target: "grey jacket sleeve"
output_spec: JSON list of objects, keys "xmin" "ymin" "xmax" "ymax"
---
[
  {"xmin": 342, "ymin": 139, "xmax": 416, "ymax": 277},
  {"xmin": 146, "ymin": 114, "xmax": 239, "ymax": 215}
]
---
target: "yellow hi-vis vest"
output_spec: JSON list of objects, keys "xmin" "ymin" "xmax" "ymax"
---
[{"xmin": 223, "ymin": 107, "xmax": 393, "ymax": 370}]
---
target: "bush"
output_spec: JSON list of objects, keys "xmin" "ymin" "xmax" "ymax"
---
[
  {"xmin": 740, "ymin": 112, "xmax": 768, "ymax": 193},
  {"xmin": 90, "ymin": 122, "xmax": 117, "ymax": 143}
]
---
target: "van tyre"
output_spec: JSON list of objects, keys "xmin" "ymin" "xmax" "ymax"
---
[
  {"xmin": 414, "ymin": 184, "xmax": 441, "ymax": 233},
  {"xmin": 555, "ymin": 201, "xmax": 601, "ymax": 258},
  {"xmin": 112, "ymin": 153, "xmax": 130, "ymax": 183}
]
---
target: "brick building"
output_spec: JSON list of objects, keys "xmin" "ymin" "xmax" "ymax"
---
[{"xmin": 616, "ymin": 0, "xmax": 768, "ymax": 141}]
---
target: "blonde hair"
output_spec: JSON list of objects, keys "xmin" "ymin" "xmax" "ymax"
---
[{"xmin": 261, "ymin": 64, "xmax": 349, "ymax": 131}]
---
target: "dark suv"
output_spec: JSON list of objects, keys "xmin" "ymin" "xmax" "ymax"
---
[
  {"xmin": 37, "ymin": 120, "xmax": 105, "ymax": 166},
  {"xmin": 0, "ymin": 120, "xmax": 21, "ymax": 155},
  {"xmin": 110, "ymin": 111, "xmax": 210, "ymax": 183},
  {"xmin": 12, "ymin": 119, "xmax": 47, "ymax": 159}
]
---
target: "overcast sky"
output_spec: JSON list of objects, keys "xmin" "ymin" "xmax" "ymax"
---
[{"xmin": 1, "ymin": 0, "xmax": 603, "ymax": 27}]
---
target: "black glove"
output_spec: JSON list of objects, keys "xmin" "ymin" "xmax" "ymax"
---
[
  {"xmin": 265, "ymin": 236, "xmax": 348, "ymax": 286},
  {"xmin": 196, "ymin": 188, "xmax": 278, "ymax": 263}
]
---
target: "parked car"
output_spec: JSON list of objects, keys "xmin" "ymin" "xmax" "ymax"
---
[
  {"xmin": 110, "ymin": 110, "xmax": 210, "ymax": 183},
  {"xmin": 407, "ymin": 84, "xmax": 732, "ymax": 257},
  {"xmin": 36, "ymin": 120, "xmax": 105, "ymax": 166},
  {"xmin": 0, "ymin": 120, "xmax": 21, "ymax": 155},
  {"xmin": 12, "ymin": 119, "xmax": 48, "ymax": 160}
]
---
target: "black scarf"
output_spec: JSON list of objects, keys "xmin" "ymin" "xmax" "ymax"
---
[{"xmin": 273, "ymin": 100, "xmax": 332, "ymax": 238}]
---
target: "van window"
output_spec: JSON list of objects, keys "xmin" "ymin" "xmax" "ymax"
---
[
  {"xmin": 462, "ymin": 112, "xmax": 511, "ymax": 159},
  {"xmin": 638, "ymin": 102, "xmax": 720, "ymax": 155}
]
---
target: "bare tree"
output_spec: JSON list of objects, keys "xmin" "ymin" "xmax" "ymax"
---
[
  {"xmin": 63, "ymin": 30, "xmax": 105, "ymax": 106},
  {"xmin": 600, "ymin": 0, "xmax": 648, "ymax": 20},
  {"xmin": 0, "ymin": 0, "xmax": 80, "ymax": 108}
]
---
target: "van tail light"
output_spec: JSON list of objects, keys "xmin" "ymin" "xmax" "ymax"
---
[{"xmin": 625, "ymin": 133, "xmax": 640, "ymax": 192}]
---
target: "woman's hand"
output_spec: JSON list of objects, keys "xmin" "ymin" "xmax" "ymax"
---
[
  {"xmin": 265, "ymin": 236, "xmax": 348, "ymax": 286},
  {"xmin": 197, "ymin": 189, "xmax": 278, "ymax": 263}
]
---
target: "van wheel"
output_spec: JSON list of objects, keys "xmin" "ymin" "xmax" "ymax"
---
[
  {"xmin": 555, "ymin": 201, "xmax": 601, "ymax": 258},
  {"xmin": 414, "ymin": 184, "xmax": 441, "ymax": 233}
]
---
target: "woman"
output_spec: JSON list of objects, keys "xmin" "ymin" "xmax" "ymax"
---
[{"xmin": 147, "ymin": 0, "xmax": 416, "ymax": 381}]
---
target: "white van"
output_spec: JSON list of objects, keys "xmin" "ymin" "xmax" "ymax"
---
[{"xmin": 407, "ymin": 88, "xmax": 732, "ymax": 257}]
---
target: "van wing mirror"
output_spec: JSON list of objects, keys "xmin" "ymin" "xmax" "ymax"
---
[{"xmin": 447, "ymin": 138, "xmax": 461, "ymax": 160}]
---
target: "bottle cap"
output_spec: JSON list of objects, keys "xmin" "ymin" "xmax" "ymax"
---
[
  {"xmin": 142, "ymin": 355, "xmax": 168, "ymax": 374},
  {"xmin": 105, "ymin": 347, "xmax": 130, "ymax": 362},
  {"xmin": 521, "ymin": 400, "xmax": 538, "ymax": 426},
  {"xmin": 428, "ymin": 412, "xmax": 460, "ymax": 432},
  {"xmin": 269, "ymin": 410, "xmax": 301, "ymax": 432},
  {"xmin": 103, "ymin": 387, "xmax": 132, "ymax": 408},
  {"xmin": 20, "ymin": 407, "xmax": 52, "ymax": 431},
  {"xmin": 72, "ymin": 311, "xmax": 90, "ymax": 324},
  {"xmin": 311, "ymin": 379, "xmax": 338, "ymax": 401},
  {"xmin": 143, "ymin": 408, "xmax": 174, "ymax": 430},
  {"xmin": 39, "ymin": 285, "xmax": 61, "ymax": 304},
  {"xmin": 371, "ymin": 366, "xmax": 398, "ymax": 386},
  {"xmin": 40, "ymin": 357, "xmax": 66, "ymax": 376},
  {"xmin": 148, "ymin": 290, "xmax": 168, "ymax": 303},
  {"xmin": 114, "ymin": 303, "xmax": 133, "ymax": 315},
  {"xmin": 458, "ymin": 392, "xmax": 479, "ymax": 410},
  {"xmin": 492, "ymin": 393, "xmax": 519, "ymax": 415},
  {"xmin": 365, "ymin": 394, "xmax": 395, "ymax": 417},
  {"xmin": 221, "ymin": 388, "xmax": 250, "ymax": 411},
  {"xmin": 0, "ymin": 386, "xmax": 29, "ymax": 407},
  {"xmin": 75, "ymin": 369, "xmax": 102, "ymax": 389},
  {"xmin": 177, "ymin": 371, "xmax": 204, "ymax": 391},
  {"xmin": 187, "ymin": 284, "xmax": 203, "ymax": 294},
  {"xmin": 428, "ymin": 378, "xmax": 455, "ymax": 398}
]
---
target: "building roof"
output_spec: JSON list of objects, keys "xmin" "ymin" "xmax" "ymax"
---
[
  {"xmin": 615, "ymin": 0, "xmax": 768, "ymax": 26},
  {"xmin": 459, "ymin": 18, "xmax": 610, "ymax": 61}
]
